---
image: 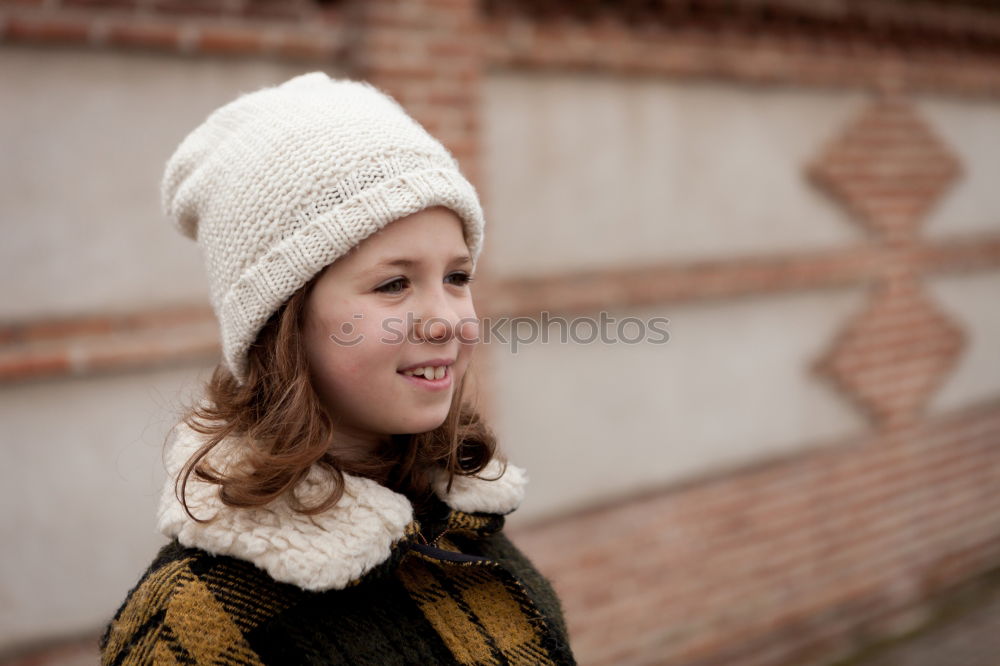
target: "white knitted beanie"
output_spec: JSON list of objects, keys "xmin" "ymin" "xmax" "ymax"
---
[{"xmin": 161, "ymin": 72, "xmax": 486, "ymax": 385}]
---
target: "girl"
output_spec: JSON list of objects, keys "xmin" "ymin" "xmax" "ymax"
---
[{"xmin": 99, "ymin": 72, "xmax": 576, "ymax": 665}]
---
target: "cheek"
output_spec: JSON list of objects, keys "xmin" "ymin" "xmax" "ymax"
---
[
  {"xmin": 309, "ymin": 348, "xmax": 370, "ymax": 400},
  {"xmin": 306, "ymin": 314, "xmax": 363, "ymax": 375},
  {"xmin": 329, "ymin": 323, "xmax": 401, "ymax": 383},
  {"xmin": 457, "ymin": 301, "xmax": 479, "ymax": 344},
  {"xmin": 459, "ymin": 319, "xmax": 480, "ymax": 345},
  {"xmin": 459, "ymin": 298, "xmax": 477, "ymax": 319}
]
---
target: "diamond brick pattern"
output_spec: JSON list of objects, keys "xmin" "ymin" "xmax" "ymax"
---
[
  {"xmin": 814, "ymin": 279, "xmax": 965, "ymax": 428},
  {"xmin": 808, "ymin": 97, "xmax": 962, "ymax": 237},
  {"xmin": 810, "ymin": 94, "xmax": 968, "ymax": 429}
]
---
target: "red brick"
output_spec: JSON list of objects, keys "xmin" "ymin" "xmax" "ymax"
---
[
  {"xmin": 0, "ymin": 351, "xmax": 72, "ymax": 382},
  {"xmin": 104, "ymin": 21, "xmax": 181, "ymax": 50},
  {"xmin": 61, "ymin": 0, "xmax": 139, "ymax": 8},
  {"xmin": 240, "ymin": 0, "xmax": 312, "ymax": 22},
  {"xmin": 273, "ymin": 31, "xmax": 342, "ymax": 61},
  {"xmin": 195, "ymin": 25, "xmax": 266, "ymax": 55},
  {"xmin": 148, "ymin": 0, "xmax": 229, "ymax": 17},
  {"xmin": 4, "ymin": 16, "xmax": 90, "ymax": 43}
]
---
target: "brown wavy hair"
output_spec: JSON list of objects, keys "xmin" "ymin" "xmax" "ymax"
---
[{"xmin": 173, "ymin": 271, "xmax": 501, "ymax": 523}]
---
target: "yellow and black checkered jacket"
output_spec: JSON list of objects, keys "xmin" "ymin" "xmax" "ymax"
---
[{"xmin": 99, "ymin": 421, "xmax": 576, "ymax": 665}]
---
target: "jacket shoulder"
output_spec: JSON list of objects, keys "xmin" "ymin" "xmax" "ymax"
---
[{"xmin": 100, "ymin": 539, "xmax": 300, "ymax": 665}]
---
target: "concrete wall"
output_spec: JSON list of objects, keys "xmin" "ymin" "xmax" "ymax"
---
[
  {"xmin": 0, "ymin": 47, "xmax": 320, "ymax": 319},
  {"xmin": 482, "ymin": 73, "xmax": 868, "ymax": 276},
  {"xmin": 1, "ymin": 365, "xmax": 203, "ymax": 646}
]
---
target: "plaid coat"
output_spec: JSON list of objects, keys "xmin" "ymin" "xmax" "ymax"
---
[{"xmin": 100, "ymin": 422, "xmax": 576, "ymax": 665}]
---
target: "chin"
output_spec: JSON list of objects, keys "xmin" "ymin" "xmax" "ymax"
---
[{"xmin": 396, "ymin": 410, "xmax": 450, "ymax": 435}]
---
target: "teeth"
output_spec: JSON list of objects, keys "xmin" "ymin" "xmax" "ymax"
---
[{"xmin": 403, "ymin": 365, "xmax": 448, "ymax": 379}]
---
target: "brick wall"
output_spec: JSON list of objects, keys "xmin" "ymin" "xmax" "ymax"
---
[
  {"xmin": 3, "ymin": 1, "xmax": 1000, "ymax": 664},
  {"xmin": 0, "ymin": 0, "xmax": 344, "ymax": 59},
  {"xmin": 510, "ymin": 399, "xmax": 1000, "ymax": 665}
]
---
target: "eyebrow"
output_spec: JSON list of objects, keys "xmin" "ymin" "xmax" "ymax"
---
[{"xmin": 368, "ymin": 254, "xmax": 472, "ymax": 272}]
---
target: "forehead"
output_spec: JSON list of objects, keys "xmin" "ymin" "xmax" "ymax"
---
[
  {"xmin": 352, "ymin": 207, "xmax": 468, "ymax": 262},
  {"xmin": 318, "ymin": 207, "xmax": 470, "ymax": 279}
]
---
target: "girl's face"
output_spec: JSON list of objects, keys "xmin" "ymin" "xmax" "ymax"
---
[{"xmin": 303, "ymin": 206, "xmax": 480, "ymax": 450}]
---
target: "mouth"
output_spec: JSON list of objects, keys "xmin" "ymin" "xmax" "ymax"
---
[{"xmin": 397, "ymin": 364, "xmax": 453, "ymax": 390}]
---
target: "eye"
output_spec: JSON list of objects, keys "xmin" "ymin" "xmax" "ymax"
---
[
  {"xmin": 447, "ymin": 271, "xmax": 475, "ymax": 287},
  {"xmin": 375, "ymin": 277, "xmax": 409, "ymax": 294}
]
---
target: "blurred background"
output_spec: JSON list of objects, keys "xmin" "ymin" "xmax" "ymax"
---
[{"xmin": 2, "ymin": 0, "xmax": 1000, "ymax": 664}]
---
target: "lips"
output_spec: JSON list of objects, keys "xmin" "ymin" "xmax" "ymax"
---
[{"xmin": 398, "ymin": 358, "xmax": 455, "ymax": 373}]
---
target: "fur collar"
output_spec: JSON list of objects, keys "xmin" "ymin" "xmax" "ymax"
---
[{"xmin": 156, "ymin": 420, "xmax": 527, "ymax": 592}]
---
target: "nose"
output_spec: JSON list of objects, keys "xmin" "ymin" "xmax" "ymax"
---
[
  {"xmin": 414, "ymin": 317, "xmax": 449, "ymax": 341},
  {"xmin": 413, "ymin": 287, "xmax": 467, "ymax": 343}
]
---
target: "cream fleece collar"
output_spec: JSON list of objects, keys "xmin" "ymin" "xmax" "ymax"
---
[{"xmin": 156, "ymin": 420, "xmax": 527, "ymax": 592}]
